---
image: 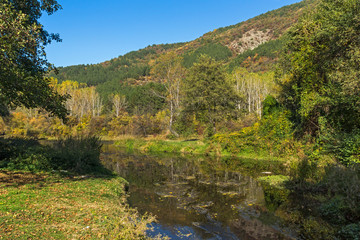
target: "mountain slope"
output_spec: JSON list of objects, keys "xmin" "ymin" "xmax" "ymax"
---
[{"xmin": 51, "ymin": 0, "xmax": 315, "ymax": 87}]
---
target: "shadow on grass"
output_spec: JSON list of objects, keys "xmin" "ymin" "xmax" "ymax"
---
[
  {"xmin": 0, "ymin": 136, "xmax": 115, "ymax": 179},
  {"xmin": 0, "ymin": 169, "xmax": 48, "ymax": 187}
]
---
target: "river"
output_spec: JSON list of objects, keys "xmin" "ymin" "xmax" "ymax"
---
[{"xmin": 101, "ymin": 144, "xmax": 298, "ymax": 240}]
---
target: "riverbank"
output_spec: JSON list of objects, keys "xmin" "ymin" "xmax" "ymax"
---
[
  {"xmin": 4, "ymin": 136, "xmax": 360, "ymax": 239},
  {"xmin": 113, "ymin": 137, "xmax": 360, "ymax": 239},
  {"xmin": 114, "ymin": 137, "xmax": 290, "ymax": 162},
  {"xmin": 0, "ymin": 170, "xmax": 155, "ymax": 239},
  {"xmin": 0, "ymin": 136, "xmax": 161, "ymax": 239}
]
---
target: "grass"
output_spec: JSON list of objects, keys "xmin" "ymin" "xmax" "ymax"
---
[
  {"xmin": 115, "ymin": 137, "xmax": 289, "ymax": 164},
  {"xmin": 0, "ymin": 170, "xmax": 156, "ymax": 239},
  {"xmin": 116, "ymin": 138, "xmax": 211, "ymax": 154}
]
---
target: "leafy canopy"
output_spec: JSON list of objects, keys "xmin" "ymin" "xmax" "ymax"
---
[
  {"xmin": 278, "ymin": 0, "xmax": 360, "ymax": 135},
  {"xmin": 184, "ymin": 55, "xmax": 239, "ymax": 134},
  {"xmin": 0, "ymin": 0, "xmax": 67, "ymax": 119}
]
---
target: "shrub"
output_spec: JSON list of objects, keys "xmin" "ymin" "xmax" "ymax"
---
[
  {"xmin": 320, "ymin": 196, "xmax": 348, "ymax": 224},
  {"xmin": 288, "ymin": 163, "xmax": 360, "ymax": 239},
  {"xmin": 321, "ymin": 165, "xmax": 360, "ymax": 221},
  {"xmin": 133, "ymin": 114, "xmax": 165, "ymax": 136},
  {"xmin": 337, "ymin": 223, "xmax": 360, "ymax": 240},
  {"xmin": 213, "ymin": 124, "xmax": 259, "ymax": 154},
  {"xmin": 333, "ymin": 130, "xmax": 360, "ymax": 165},
  {"xmin": 262, "ymin": 95, "xmax": 280, "ymax": 118},
  {"xmin": 1, "ymin": 136, "xmax": 108, "ymax": 175},
  {"xmin": 107, "ymin": 114, "xmax": 133, "ymax": 136},
  {"xmin": 7, "ymin": 153, "xmax": 51, "ymax": 172},
  {"xmin": 0, "ymin": 139, "xmax": 13, "ymax": 162},
  {"xmin": 49, "ymin": 135, "xmax": 104, "ymax": 174},
  {"xmin": 213, "ymin": 110, "xmax": 294, "ymax": 156}
]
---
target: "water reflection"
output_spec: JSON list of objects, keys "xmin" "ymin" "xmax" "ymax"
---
[{"xmin": 101, "ymin": 144, "xmax": 296, "ymax": 240}]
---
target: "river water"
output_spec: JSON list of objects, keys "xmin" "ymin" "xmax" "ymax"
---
[{"xmin": 101, "ymin": 144, "xmax": 297, "ymax": 240}]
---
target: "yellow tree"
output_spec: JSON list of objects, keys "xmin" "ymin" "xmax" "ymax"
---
[
  {"xmin": 109, "ymin": 94, "xmax": 127, "ymax": 117},
  {"xmin": 232, "ymin": 67, "xmax": 274, "ymax": 117},
  {"xmin": 151, "ymin": 51, "xmax": 186, "ymax": 137}
]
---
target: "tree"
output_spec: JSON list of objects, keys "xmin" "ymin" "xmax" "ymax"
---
[
  {"xmin": 6, "ymin": 0, "xmax": 62, "ymax": 44},
  {"xmin": 0, "ymin": 0, "xmax": 67, "ymax": 119},
  {"xmin": 231, "ymin": 67, "xmax": 274, "ymax": 117},
  {"xmin": 183, "ymin": 55, "xmax": 239, "ymax": 136},
  {"xmin": 277, "ymin": 0, "xmax": 360, "ymax": 136},
  {"xmin": 110, "ymin": 94, "xmax": 127, "ymax": 117},
  {"xmin": 56, "ymin": 80, "xmax": 103, "ymax": 119},
  {"xmin": 151, "ymin": 51, "xmax": 185, "ymax": 137}
]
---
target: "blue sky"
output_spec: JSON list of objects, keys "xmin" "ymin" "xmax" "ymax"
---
[{"xmin": 40, "ymin": 0, "xmax": 301, "ymax": 67}]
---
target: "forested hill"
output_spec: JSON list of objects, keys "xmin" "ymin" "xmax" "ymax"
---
[{"xmin": 51, "ymin": 0, "xmax": 314, "ymax": 90}]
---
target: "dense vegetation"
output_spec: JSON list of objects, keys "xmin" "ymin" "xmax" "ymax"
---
[
  {"xmin": 182, "ymin": 43, "xmax": 233, "ymax": 68},
  {"xmin": 3, "ymin": 0, "xmax": 360, "ymax": 238},
  {"xmin": 50, "ymin": 43, "xmax": 185, "ymax": 85},
  {"xmin": 277, "ymin": 0, "xmax": 360, "ymax": 238}
]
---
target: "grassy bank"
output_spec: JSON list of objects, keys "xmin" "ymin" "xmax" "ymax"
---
[
  {"xmin": 0, "ymin": 170, "xmax": 155, "ymax": 239},
  {"xmin": 0, "ymin": 136, "xmax": 160, "ymax": 239},
  {"xmin": 114, "ymin": 137, "xmax": 288, "ymax": 162},
  {"xmin": 116, "ymin": 138, "xmax": 210, "ymax": 154},
  {"xmin": 113, "ymin": 136, "xmax": 360, "ymax": 238}
]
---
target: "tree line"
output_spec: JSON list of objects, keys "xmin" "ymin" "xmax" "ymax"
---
[
  {"xmin": 3, "ymin": 0, "xmax": 360, "ymax": 163},
  {"xmin": 1, "ymin": 52, "xmax": 275, "ymax": 138}
]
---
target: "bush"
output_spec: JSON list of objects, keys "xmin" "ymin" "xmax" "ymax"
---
[
  {"xmin": 321, "ymin": 165, "xmax": 360, "ymax": 221},
  {"xmin": 173, "ymin": 112, "xmax": 198, "ymax": 137},
  {"xmin": 49, "ymin": 135, "xmax": 104, "ymax": 174},
  {"xmin": 338, "ymin": 223, "xmax": 360, "ymax": 240},
  {"xmin": 0, "ymin": 137, "xmax": 42, "ymax": 161},
  {"xmin": 132, "ymin": 113, "xmax": 165, "ymax": 136},
  {"xmin": 332, "ymin": 130, "xmax": 360, "ymax": 166},
  {"xmin": 0, "ymin": 140, "xmax": 13, "ymax": 162},
  {"xmin": 213, "ymin": 125, "xmax": 259, "ymax": 154},
  {"xmin": 0, "ymin": 136, "xmax": 108, "ymax": 175},
  {"xmin": 213, "ymin": 110, "xmax": 294, "ymax": 156},
  {"xmin": 7, "ymin": 153, "xmax": 51, "ymax": 172},
  {"xmin": 320, "ymin": 196, "xmax": 348, "ymax": 224},
  {"xmin": 107, "ymin": 114, "xmax": 133, "ymax": 136}
]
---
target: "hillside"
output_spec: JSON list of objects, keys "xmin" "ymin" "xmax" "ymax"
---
[{"xmin": 51, "ymin": 0, "xmax": 315, "ymax": 93}]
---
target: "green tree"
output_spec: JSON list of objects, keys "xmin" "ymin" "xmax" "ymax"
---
[
  {"xmin": 184, "ymin": 55, "xmax": 239, "ymax": 136},
  {"xmin": 277, "ymin": 0, "xmax": 360, "ymax": 136},
  {"xmin": 0, "ymin": 0, "xmax": 67, "ymax": 119},
  {"xmin": 7, "ymin": 0, "xmax": 62, "ymax": 43}
]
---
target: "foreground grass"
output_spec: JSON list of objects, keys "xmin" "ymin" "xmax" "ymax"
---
[{"xmin": 0, "ymin": 170, "xmax": 155, "ymax": 239}]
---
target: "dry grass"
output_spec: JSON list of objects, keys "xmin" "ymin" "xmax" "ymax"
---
[{"xmin": 0, "ymin": 170, "xmax": 156, "ymax": 239}]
